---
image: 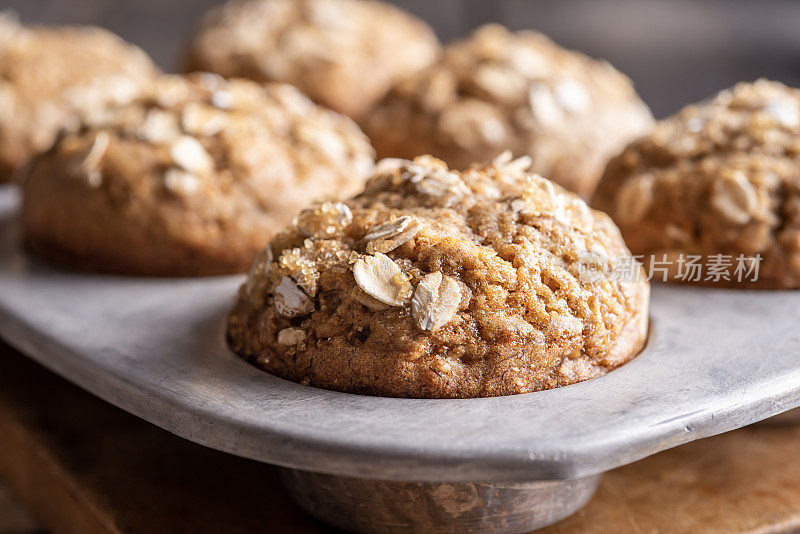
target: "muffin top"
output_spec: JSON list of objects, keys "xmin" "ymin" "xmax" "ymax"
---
[
  {"xmin": 0, "ymin": 13, "xmax": 159, "ymax": 181},
  {"xmin": 185, "ymin": 0, "xmax": 440, "ymax": 119},
  {"xmin": 22, "ymin": 73, "xmax": 375, "ymax": 276},
  {"xmin": 227, "ymin": 153, "xmax": 650, "ymax": 398},
  {"xmin": 593, "ymin": 79, "xmax": 800, "ymax": 288},
  {"xmin": 364, "ymin": 24, "xmax": 653, "ymax": 197}
]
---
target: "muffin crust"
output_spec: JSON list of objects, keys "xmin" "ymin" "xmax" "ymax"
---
[
  {"xmin": 22, "ymin": 73, "xmax": 374, "ymax": 276},
  {"xmin": 0, "ymin": 14, "xmax": 159, "ymax": 182},
  {"xmin": 227, "ymin": 154, "xmax": 650, "ymax": 398},
  {"xmin": 185, "ymin": 0, "xmax": 440, "ymax": 120},
  {"xmin": 364, "ymin": 24, "xmax": 653, "ymax": 197},
  {"xmin": 593, "ymin": 80, "xmax": 800, "ymax": 288}
]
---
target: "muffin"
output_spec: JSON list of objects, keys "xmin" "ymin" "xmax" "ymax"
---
[
  {"xmin": 0, "ymin": 13, "xmax": 159, "ymax": 182},
  {"xmin": 185, "ymin": 0, "xmax": 441, "ymax": 120},
  {"xmin": 227, "ymin": 153, "xmax": 650, "ymax": 398},
  {"xmin": 593, "ymin": 80, "xmax": 800, "ymax": 289},
  {"xmin": 22, "ymin": 73, "xmax": 374, "ymax": 276},
  {"xmin": 364, "ymin": 24, "xmax": 653, "ymax": 197}
]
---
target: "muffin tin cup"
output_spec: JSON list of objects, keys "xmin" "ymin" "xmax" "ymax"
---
[
  {"xmin": 280, "ymin": 469, "xmax": 600, "ymax": 534},
  {"xmin": 1, "ymin": 186, "xmax": 799, "ymax": 531}
]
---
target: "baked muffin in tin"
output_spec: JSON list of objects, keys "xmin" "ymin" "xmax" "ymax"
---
[
  {"xmin": 228, "ymin": 153, "xmax": 650, "ymax": 398},
  {"xmin": 593, "ymin": 80, "xmax": 800, "ymax": 289},
  {"xmin": 22, "ymin": 73, "xmax": 374, "ymax": 276},
  {"xmin": 185, "ymin": 0, "xmax": 440, "ymax": 120},
  {"xmin": 364, "ymin": 24, "xmax": 653, "ymax": 197},
  {"xmin": 0, "ymin": 13, "xmax": 159, "ymax": 182}
]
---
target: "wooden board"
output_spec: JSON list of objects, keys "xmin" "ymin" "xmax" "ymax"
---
[
  {"xmin": 0, "ymin": 342, "xmax": 799, "ymax": 534},
  {"xmin": 0, "ymin": 482, "xmax": 40, "ymax": 534}
]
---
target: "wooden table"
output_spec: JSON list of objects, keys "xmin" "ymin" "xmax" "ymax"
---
[
  {"xmin": 0, "ymin": 342, "xmax": 798, "ymax": 533},
  {"xmin": 0, "ymin": 481, "xmax": 40, "ymax": 534}
]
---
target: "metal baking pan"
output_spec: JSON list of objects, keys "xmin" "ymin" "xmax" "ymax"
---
[{"xmin": 0, "ymin": 185, "xmax": 798, "ymax": 533}]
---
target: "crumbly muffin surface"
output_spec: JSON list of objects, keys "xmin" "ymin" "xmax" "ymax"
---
[
  {"xmin": 227, "ymin": 154, "xmax": 650, "ymax": 398},
  {"xmin": 185, "ymin": 0, "xmax": 440, "ymax": 120},
  {"xmin": 364, "ymin": 24, "xmax": 653, "ymax": 197},
  {"xmin": 22, "ymin": 73, "xmax": 374, "ymax": 276},
  {"xmin": 593, "ymin": 80, "xmax": 800, "ymax": 288},
  {"xmin": 0, "ymin": 14, "xmax": 159, "ymax": 182}
]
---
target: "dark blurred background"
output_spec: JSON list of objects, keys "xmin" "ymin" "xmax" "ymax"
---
[{"xmin": 7, "ymin": 0, "xmax": 800, "ymax": 118}]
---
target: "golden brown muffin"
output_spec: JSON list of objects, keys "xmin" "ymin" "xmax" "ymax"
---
[
  {"xmin": 593, "ymin": 80, "xmax": 800, "ymax": 289},
  {"xmin": 184, "ymin": 0, "xmax": 441, "ymax": 120},
  {"xmin": 227, "ymin": 153, "xmax": 650, "ymax": 398},
  {"xmin": 364, "ymin": 24, "xmax": 653, "ymax": 197},
  {"xmin": 22, "ymin": 73, "xmax": 375, "ymax": 276},
  {"xmin": 0, "ymin": 13, "xmax": 159, "ymax": 182}
]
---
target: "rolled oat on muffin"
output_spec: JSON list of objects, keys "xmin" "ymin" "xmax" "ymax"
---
[
  {"xmin": 364, "ymin": 24, "xmax": 653, "ymax": 198},
  {"xmin": 0, "ymin": 13, "xmax": 159, "ymax": 182},
  {"xmin": 22, "ymin": 73, "xmax": 374, "ymax": 276},
  {"xmin": 593, "ymin": 79, "xmax": 800, "ymax": 289},
  {"xmin": 227, "ymin": 153, "xmax": 650, "ymax": 398},
  {"xmin": 185, "ymin": 0, "xmax": 441, "ymax": 120}
]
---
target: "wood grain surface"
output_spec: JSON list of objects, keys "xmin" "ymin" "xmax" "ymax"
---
[
  {"xmin": 0, "ymin": 342, "xmax": 798, "ymax": 533},
  {"xmin": 0, "ymin": 482, "xmax": 40, "ymax": 534}
]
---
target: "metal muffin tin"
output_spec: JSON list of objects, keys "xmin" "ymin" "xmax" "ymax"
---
[{"xmin": 0, "ymin": 186, "xmax": 798, "ymax": 533}]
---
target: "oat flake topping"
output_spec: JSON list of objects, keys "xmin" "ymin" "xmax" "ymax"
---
[
  {"xmin": 593, "ymin": 79, "xmax": 800, "ymax": 289},
  {"xmin": 364, "ymin": 23, "xmax": 653, "ymax": 197},
  {"xmin": 21, "ymin": 72, "xmax": 374, "ymax": 276},
  {"xmin": 228, "ymin": 155, "xmax": 649, "ymax": 398}
]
